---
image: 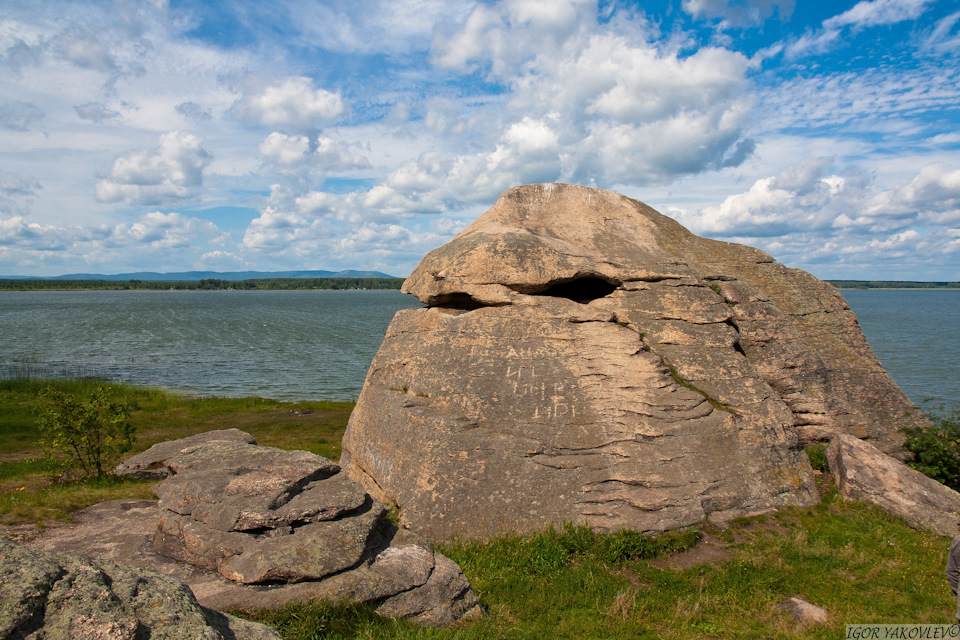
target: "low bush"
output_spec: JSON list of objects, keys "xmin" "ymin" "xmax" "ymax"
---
[
  {"xmin": 805, "ymin": 443, "xmax": 829, "ymax": 472},
  {"xmin": 901, "ymin": 407, "xmax": 960, "ymax": 491},
  {"xmin": 34, "ymin": 385, "xmax": 135, "ymax": 479}
]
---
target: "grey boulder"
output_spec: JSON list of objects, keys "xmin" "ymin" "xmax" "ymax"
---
[
  {"xmin": 0, "ymin": 534, "xmax": 281, "ymax": 640},
  {"xmin": 115, "ymin": 428, "xmax": 257, "ymax": 478},
  {"xmin": 105, "ymin": 432, "xmax": 482, "ymax": 625}
]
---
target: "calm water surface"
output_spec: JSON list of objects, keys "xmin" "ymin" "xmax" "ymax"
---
[
  {"xmin": 842, "ymin": 289, "xmax": 960, "ymax": 409},
  {"xmin": 0, "ymin": 288, "xmax": 957, "ymax": 407},
  {"xmin": 0, "ymin": 290, "xmax": 421, "ymax": 401}
]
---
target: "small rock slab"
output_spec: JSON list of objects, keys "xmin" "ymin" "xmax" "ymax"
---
[
  {"xmin": 156, "ymin": 500, "xmax": 386, "ymax": 584},
  {"xmin": 155, "ymin": 442, "xmax": 357, "ymax": 532},
  {"xmin": 107, "ymin": 431, "xmax": 483, "ymax": 625},
  {"xmin": 116, "ymin": 428, "xmax": 257, "ymax": 478},
  {"xmin": 778, "ymin": 597, "xmax": 829, "ymax": 625},
  {"xmin": 22, "ymin": 499, "xmax": 483, "ymax": 627},
  {"xmin": 0, "ymin": 534, "xmax": 281, "ymax": 640},
  {"xmin": 148, "ymin": 439, "xmax": 381, "ymax": 585},
  {"xmin": 827, "ymin": 434, "xmax": 960, "ymax": 537}
]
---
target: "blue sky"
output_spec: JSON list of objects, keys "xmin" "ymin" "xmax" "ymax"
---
[{"xmin": 1, "ymin": 0, "xmax": 958, "ymax": 279}]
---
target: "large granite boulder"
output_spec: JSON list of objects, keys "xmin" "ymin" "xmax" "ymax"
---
[
  {"xmin": 827, "ymin": 434, "xmax": 960, "ymax": 537},
  {"xmin": 340, "ymin": 183, "xmax": 925, "ymax": 542},
  {"xmin": 0, "ymin": 534, "xmax": 281, "ymax": 640}
]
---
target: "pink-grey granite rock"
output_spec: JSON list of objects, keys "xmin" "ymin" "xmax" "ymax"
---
[
  {"xmin": 340, "ymin": 183, "xmax": 924, "ymax": 542},
  {"xmin": 827, "ymin": 434, "xmax": 960, "ymax": 537},
  {"xmin": 106, "ymin": 432, "xmax": 482, "ymax": 625},
  {"xmin": 0, "ymin": 534, "xmax": 282, "ymax": 640}
]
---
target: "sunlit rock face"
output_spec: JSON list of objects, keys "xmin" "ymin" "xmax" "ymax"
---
[{"xmin": 341, "ymin": 183, "xmax": 922, "ymax": 542}]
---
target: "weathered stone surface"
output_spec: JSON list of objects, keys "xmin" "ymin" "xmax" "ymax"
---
[
  {"xmin": 827, "ymin": 434, "xmax": 960, "ymax": 537},
  {"xmin": 150, "ymin": 440, "xmax": 384, "ymax": 585},
  {"xmin": 341, "ymin": 183, "xmax": 924, "ymax": 542},
  {"xmin": 22, "ymin": 499, "xmax": 482, "ymax": 627},
  {"xmin": 157, "ymin": 500, "xmax": 387, "ymax": 584},
  {"xmin": 778, "ymin": 597, "xmax": 829, "ymax": 625},
  {"xmin": 154, "ymin": 442, "xmax": 351, "ymax": 532},
  {"xmin": 115, "ymin": 428, "xmax": 257, "ymax": 478},
  {"xmin": 375, "ymin": 552, "xmax": 482, "ymax": 626},
  {"xmin": 106, "ymin": 431, "xmax": 482, "ymax": 625},
  {"xmin": 0, "ymin": 534, "xmax": 281, "ymax": 640}
]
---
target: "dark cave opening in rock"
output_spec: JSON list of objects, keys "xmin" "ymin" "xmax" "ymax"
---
[
  {"xmin": 433, "ymin": 292, "xmax": 486, "ymax": 310},
  {"xmin": 541, "ymin": 277, "xmax": 619, "ymax": 303}
]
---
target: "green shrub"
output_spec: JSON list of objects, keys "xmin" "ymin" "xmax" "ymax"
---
[
  {"xmin": 34, "ymin": 386, "xmax": 135, "ymax": 479},
  {"xmin": 901, "ymin": 408, "xmax": 960, "ymax": 491},
  {"xmin": 805, "ymin": 443, "xmax": 829, "ymax": 472}
]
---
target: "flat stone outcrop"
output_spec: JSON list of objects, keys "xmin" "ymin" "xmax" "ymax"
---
[
  {"xmin": 827, "ymin": 434, "xmax": 960, "ymax": 537},
  {"xmin": 116, "ymin": 428, "xmax": 256, "ymax": 478},
  {"xmin": 22, "ymin": 432, "xmax": 482, "ymax": 627},
  {"xmin": 341, "ymin": 183, "xmax": 924, "ymax": 542},
  {"xmin": 0, "ymin": 534, "xmax": 281, "ymax": 640}
]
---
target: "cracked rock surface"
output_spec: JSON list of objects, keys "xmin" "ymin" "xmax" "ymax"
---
[
  {"xmin": 340, "ymin": 183, "xmax": 924, "ymax": 542},
  {"xmin": 25, "ymin": 432, "xmax": 482, "ymax": 628}
]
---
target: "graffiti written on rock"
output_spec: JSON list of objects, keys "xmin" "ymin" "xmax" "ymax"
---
[{"xmin": 505, "ymin": 365, "xmax": 576, "ymax": 421}]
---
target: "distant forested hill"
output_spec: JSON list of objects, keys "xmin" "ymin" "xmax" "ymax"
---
[
  {"xmin": 829, "ymin": 280, "xmax": 960, "ymax": 289},
  {"xmin": 0, "ymin": 277, "xmax": 403, "ymax": 291},
  {"xmin": 1, "ymin": 269, "xmax": 397, "ymax": 281}
]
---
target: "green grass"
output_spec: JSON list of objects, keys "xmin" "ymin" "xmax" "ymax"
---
[
  {"xmin": 0, "ymin": 474, "xmax": 158, "ymax": 524},
  {"xmin": 0, "ymin": 377, "xmax": 353, "ymax": 519},
  {"xmin": 232, "ymin": 497, "xmax": 957, "ymax": 640},
  {"xmin": 2, "ymin": 377, "xmax": 957, "ymax": 639}
]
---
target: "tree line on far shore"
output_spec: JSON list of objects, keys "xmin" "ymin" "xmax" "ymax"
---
[
  {"xmin": 4, "ymin": 278, "xmax": 958, "ymax": 292},
  {"xmin": 828, "ymin": 280, "xmax": 960, "ymax": 289},
  {"xmin": 0, "ymin": 277, "xmax": 404, "ymax": 291}
]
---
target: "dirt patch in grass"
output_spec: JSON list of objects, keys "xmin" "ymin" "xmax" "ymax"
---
[{"xmin": 651, "ymin": 530, "xmax": 732, "ymax": 570}]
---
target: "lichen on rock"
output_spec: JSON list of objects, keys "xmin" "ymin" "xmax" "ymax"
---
[{"xmin": 0, "ymin": 534, "xmax": 282, "ymax": 640}]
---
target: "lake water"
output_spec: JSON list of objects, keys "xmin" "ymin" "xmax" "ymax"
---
[
  {"xmin": 0, "ymin": 290, "xmax": 421, "ymax": 401},
  {"xmin": 0, "ymin": 288, "xmax": 957, "ymax": 407},
  {"xmin": 842, "ymin": 289, "xmax": 960, "ymax": 410}
]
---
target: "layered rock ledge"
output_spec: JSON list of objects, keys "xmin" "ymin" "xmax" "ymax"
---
[
  {"xmin": 28, "ymin": 430, "xmax": 482, "ymax": 628},
  {"xmin": 341, "ymin": 183, "xmax": 925, "ymax": 542}
]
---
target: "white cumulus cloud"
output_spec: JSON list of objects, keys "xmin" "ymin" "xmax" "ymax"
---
[
  {"xmin": 259, "ymin": 132, "xmax": 312, "ymax": 167},
  {"xmin": 663, "ymin": 158, "xmax": 960, "ymax": 277},
  {"xmin": 864, "ymin": 163, "xmax": 960, "ymax": 225},
  {"xmin": 114, "ymin": 211, "xmax": 223, "ymax": 249},
  {"xmin": 232, "ymin": 77, "xmax": 347, "ymax": 131},
  {"xmin": 95, "ymin": 131, "xmax": 212, "ymax": 206}
]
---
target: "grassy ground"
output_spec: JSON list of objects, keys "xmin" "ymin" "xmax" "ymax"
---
[
  {"xmin": 0, "ymin": 378, "xmax": 956, "ymax": 639},
  {"xmin": 0, "ymin": 377, "xmax": 352, "ymax": 523},
  {"xmin": 235, "ymin": 495, "xmax": 957, "ymax": 639}
]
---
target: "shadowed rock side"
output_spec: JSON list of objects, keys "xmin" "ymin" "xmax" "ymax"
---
[{"xmin": 341, "ymin": 183, "xmax": 924, "ymax": 542}]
